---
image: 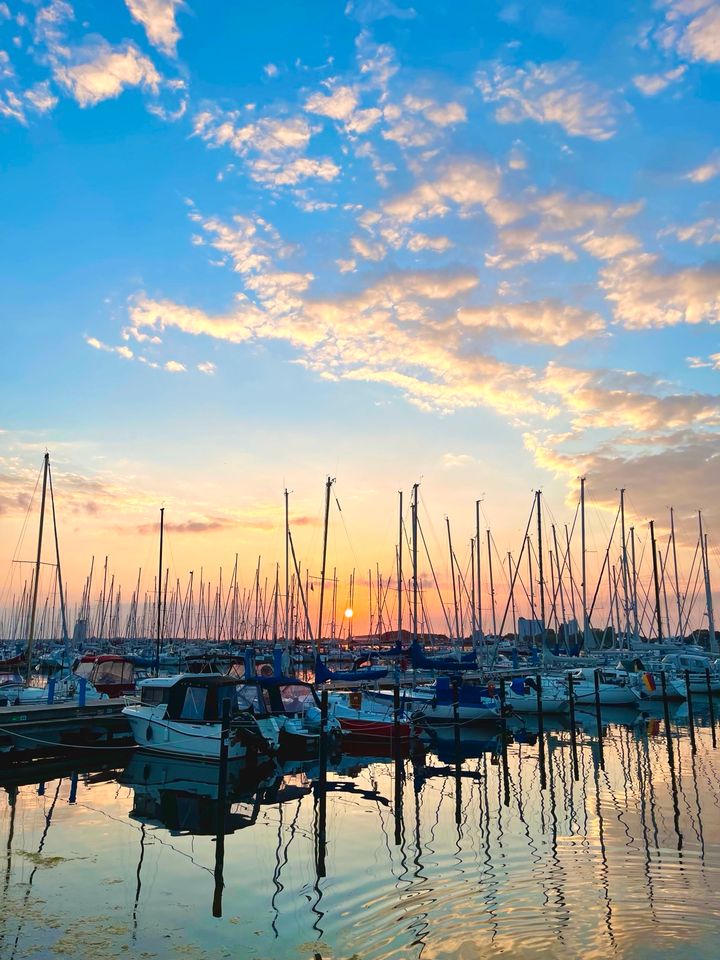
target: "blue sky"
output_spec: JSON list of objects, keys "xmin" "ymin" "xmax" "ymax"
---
[{"xmin": 1, "ymin": 0, "xmax": 719, "ymax": 623}]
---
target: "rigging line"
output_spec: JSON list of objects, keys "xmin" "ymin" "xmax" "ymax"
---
[
  {"xmin": 416, "ymin": 515, "xmax": 454, "ymax": 638},
  {"xmin": 0, "ymin": 463, "xmax": 43, "ymax": 612}
]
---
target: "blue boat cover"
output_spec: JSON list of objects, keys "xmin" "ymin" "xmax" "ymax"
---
[{"xmin": 314, "ymin": 656, "xmax": 388, "ymax": 683}]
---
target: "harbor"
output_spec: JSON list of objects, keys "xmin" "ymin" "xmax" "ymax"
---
[{"xmin": 2, "ymin": 701, "xmax": 718, "ymax": 959}]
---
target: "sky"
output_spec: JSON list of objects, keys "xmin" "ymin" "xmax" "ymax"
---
[{"xmin": 1, "ymin": 0, "xmax": 719, "ymax": 636}]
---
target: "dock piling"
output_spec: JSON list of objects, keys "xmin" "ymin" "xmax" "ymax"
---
[
  {"xmin": 536, "ymin": 674, "xmax": 547, "ymax": 789},
  {"xmin": 594, "ymin": 669, "xmax": 604, "ymax": 770},
  {"xmin": 707, "ymin": 669, "xmax": 717, "ymax": 749},
  {"xmin": 684, "ymin": 670, "xmax": 697, "ymax": 754},
  {"xmin": 567, "ymin": 671, "xmax": 579, "ymax": 781}
]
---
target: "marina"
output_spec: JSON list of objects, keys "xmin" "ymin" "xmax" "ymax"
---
[{"xmin": 1, "ymin": 701, "xmax": 718, "ymax": 959}]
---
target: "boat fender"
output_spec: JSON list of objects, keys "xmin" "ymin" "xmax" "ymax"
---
[
  {"xmin": 487, "ymin": 681, "xmax": 495, "ymax": 696},
  {"xmin": 146, "ymin": 725, "xmax": 153, "ymax": 740}
]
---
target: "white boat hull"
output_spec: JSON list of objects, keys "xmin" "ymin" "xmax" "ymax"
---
[{"xmin": 122, "ymin": 706, "xmax": 275, "ymax": 760}]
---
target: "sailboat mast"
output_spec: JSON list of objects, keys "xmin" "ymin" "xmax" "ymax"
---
[
  {"xmin": 536, "ymin": 490, "xmax": 546, "ymax": 644},
  {"xmin": 649, "ymin": 519, "xmax": 663, "ymax": 643},
  {"xmin": 47, "ymin": 460, "xmax": 68, "ymax": 655},
  {"xmin": 155, "ymin": 507, "xmax": 164, "ymax": 676},
  {"xmin": 412, "ymin": 483, "xmax": 419, "ymax": 643},
  {"xmin": 446, "ymin": 517, "xmax": 460, "ymax": 645},
  {"xmin": 699, "ymin": 511, "xmax": 717, "ymax": 653},
  {"xmin": 487, "ymin": 530, "xmax": 498, "ymax": 638},
  {"xmin": 580, "ymin": 476, "xmax": 589, "ymax": 647},
  {"xmin": 26, "ymin": 452, "xmax": 49, "ymax": 682},
  {"xmin": 316, "ymin": 476, "xmax": 334, "ymax": 643},
  {"xmin": 397, "ymin": 490, "xmax": 403, "ymax": 646},
  {"xmin": 284, "ymin": 488, "xmax": 290, "ymax": 641},
  {"xmin": 670, "ymin": 508, "xmax": 682, "ymax": 639},
  {"xmin": 475, "ymin": 500, "xmax": 482, "ymax": 641},
  {"xmin": 619, "ymin": 489, "xmax": 631, "ymax": 647}
]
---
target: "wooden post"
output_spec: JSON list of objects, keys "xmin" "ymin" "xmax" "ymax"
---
[
  {"xmin": 684, "ymin": 670, "xmax": 696, "ymax": 754},
  {"xmin": 594, "ymin": 669, "xmax": 604, "ymax": 770},
  {"xmin": 536, "ymin": 674, "xmax": 546, "ymax": 789},
  {"xmin": 568, "ymin": 671, "xmax": 579, "ymax": 781}
]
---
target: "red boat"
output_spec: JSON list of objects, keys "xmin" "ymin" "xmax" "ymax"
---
[{"xmin": 82, "ymin": 655, "xmax": 141, "ymax": 697}]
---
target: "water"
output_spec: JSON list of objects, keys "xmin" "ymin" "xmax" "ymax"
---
[{"xmin": 1, "ymin": 703, "xmax": 719, "ymax": 959}]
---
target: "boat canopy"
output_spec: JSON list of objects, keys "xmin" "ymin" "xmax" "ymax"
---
[{"xmin": 158, "ymin": 675, "xmax": 240, "ymax": 722}]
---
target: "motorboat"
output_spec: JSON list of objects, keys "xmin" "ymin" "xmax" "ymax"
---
[
  {"xmin": 122, "ymin": 674, "xmax": 275, "ymax": 760},
  {"xmin": 236, "ymin": 674, "xmax": 340, "ymax": 755},
  {"xmin": 660, "ymin": 653, "xmax": 720, "ymax": 694}
]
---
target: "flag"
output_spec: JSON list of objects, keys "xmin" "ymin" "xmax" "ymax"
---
[{"xmin": 642, "ymin": 672, "xmax": 656, "ymax": 693}]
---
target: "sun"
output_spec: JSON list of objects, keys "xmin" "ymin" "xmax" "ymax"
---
[{"xmin": 344, "ymin": 607, "xmax": 354, "ymax": 619}]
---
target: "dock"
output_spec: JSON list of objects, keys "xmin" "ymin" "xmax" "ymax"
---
[{"xmin": 0, "ymin": 698, "xmax": 133, "ymax": 763}]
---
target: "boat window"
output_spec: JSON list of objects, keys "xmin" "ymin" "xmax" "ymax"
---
[
  {"xmin": 237, "ymin": 685, "xmax": 261, "ymax": 712},
  {"xmin": 141, "ymin": 685, "xmax": 170, "ymax": 706},
  {"xmin": 279, "ymin": 684, "xmax": 314, "ymax": 713},
  {"xmin": 180, "ymin": 685, "xmax": 208, "ymax": 720}
]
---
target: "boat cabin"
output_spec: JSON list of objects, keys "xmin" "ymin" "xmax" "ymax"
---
[
  {"xmin": 139, "ymin": 674, "xmax": 240, "ymax": 723},
  {"xmin": 87, "ymin": 655, "xmax": 140, "ymax": 697},
  {"xmin": 237, "ymin": 676, "xmax": 319, "ymax": 717}
]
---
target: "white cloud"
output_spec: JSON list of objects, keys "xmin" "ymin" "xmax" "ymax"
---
[
  {"xmin": 351, "ymin": 235, "xmax": 387, "ymax": 261},
  {"xmin": 684, "ymin": 153, "xmax": 720, "ymax": 183},
  {"xmin": 632, "ymin": 65, "xmax": 686, "ymax": 95},
  {"xmin": 382, "ymin": 160, "xmax": 501, "ymax": 222},
  {"xmin": 54, "ymin": 39, "xmax": 160, "ymax": 106},
  {"xmin": 248, "ymin": 155, "xmax": 340, "ymax": 185},
  {"xmin": 655, "ymin": 1, "xmax": 720, "ymax": 64},
  {"xmin": 476, "ymin": 60, "xmax": 622, "ymax": 141},
  {"xmin": 406, "ymin": 233, "xmax": 454, "ymax": 253},
  {"xmin": 264, "ymin": 63, "xmax": 278, "ymax": 78},
  {"xmin": 336, "ymin": 258, "xmax": 357, "ymax": 273},
  {"xmin": 458, "ymin": 300, "xmax": 606, "ymax": 346},
  {"xmin": 193, "ymin": 108, "xmax": 314, "ymax": 157},
  {"xmin": 305, "ymin": 84, "xmax": 359, "ymax": 121},
  {"xmin": 197, "ymin": 361, "xmax": 216, "ymax": 375},
  {"xmin": 164, "ymin": 359, "xmax": 186, "ymax": 372},
  {"xmin": 659, "ymin": 218, "xmax": 720, "ymax": 245},
  {"xmin": 577, "ymin": 231, "xmax": 641, "ymax": 259},
  {"xmin": 85, "ymin": 336, "xmax": 134, "ymax": 359},
  {"xmin": 25, "ymin": 80, "xmax": 58, "ymax": 112},
  {"xmin": 125, "ymin": 1, "xmax": 184, "ymax": 57},
  {"xmin": 441, "ymin": 452, "xmax": 475, "ymax": 469},
  {"xmin": 600, "ymin": 252, "xmax": 720, "ymax": 328}
]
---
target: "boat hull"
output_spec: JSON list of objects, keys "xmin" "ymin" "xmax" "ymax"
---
[{"xmin": 123, "ymin": 708, "xmax": 251, "ymax": 760}]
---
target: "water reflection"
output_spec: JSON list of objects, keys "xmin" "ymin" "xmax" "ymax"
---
[{"xmin": 0, "ymin": 708, "xmax": 718, "ymax": 959}]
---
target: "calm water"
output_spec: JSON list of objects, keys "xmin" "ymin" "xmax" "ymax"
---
[{"xmin": 1, "ymin": 703, "xmax": 719, "ymax": 960}]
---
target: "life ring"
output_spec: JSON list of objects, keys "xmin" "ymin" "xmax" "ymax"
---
[
  {"xmin": 259, "ymin": 663, "xmax": 274, "ymax": 677},
  {"xmin": 487, "ymin": 681, "xmax": 496, "ymax": 696}
]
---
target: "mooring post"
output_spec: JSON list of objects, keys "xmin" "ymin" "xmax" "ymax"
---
[
  {"xmin": 68, "ymin": 771, "xmax": 78, "ymax": 805},
  {"xmin": 452, "ymin": 677, "xmax": 462, "ymax": 823},
  {"xmin": 78, "ymin": 677, "xmax": 87, "ymax": 708},
  {"xmin": 536, "ymin": 674, "xmax": 546, "ymax": 790},
  {"xmin": 707, "ymin": 669, "xmax": 717, "ymax": 749},
  {"xmin": 660, "ymin": 671, "xmax": 674, "ymax": 764},
  {"xmin": 499, "ymin": 677, "xmax": 510, "ymax": 806},
  {"xmin": 47, "ymin": 678, "xmax": 56, "ymax": 705},
  {"xmin": 315, "ymin": 688, "xmax": 329, "ymax": 878},
  {"xmin": 393, "ymin": 681, "xmax": 403, "ymax": 844},
  {"xmin": 567, "ymin": 671, "xmax": 579, "ymax": 781},
  {"xmin": 684, "ymin": 670, "xmax": 697, "ymax": 754},
  {"xmin": 594, "ymin": 669, "xmax": 604, "ymax": 770},
  {"xmin": 212, "ymin": 696, "xmax": 231, "ymax": 919}
]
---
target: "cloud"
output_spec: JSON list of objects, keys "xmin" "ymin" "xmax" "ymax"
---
[
  {"xmin": 632, "ymin": 65, "xmax": 686, "ymax": 95},
  {"xmin": 345, "ymin": 0, "xmax": 416, "ymax": 23},
  {"xmin": 476, "ymin": 60, "xmax": 623, "ymax": 140},
  {"xmin": 193, "ymin": 108, "xmax": 314, "ymax": 157},
  {"xmin": 264, "ymin": 63, "xmax": 278, "ymax": 78},
  {"xmin": 406, "ymin": 233, "xmax": 454, "ymax": 253},
  {"xmin": 577, "ymin": 231, "xmax": 641, "ymax": 260},
  {"xmin": 382, "ymin": 159, "xmax": 501, "ymax": 222},
  {"xmin": 659, "ymin": 218, "xmax": 720, "ymax": 245},
  {"xmin": 248, "ymin": 155, "xmax": 340, "ymax": 185},
  {"xmin": 197, "ymin": 361, "xmax": 216, "ymax": 375},
  {"xmin": 85, "ymin": 336, "xmax": 134, "ymax": 359},
  {"xmin": 655, "ymin": 1, "xmax": 720, "ymax": 65},
  {"xmin": 538, "ymin": 362, "xmax": 720, "ymax": 432},
  {"xmin": 24, "ymin": 80, "xmax": 58, "ymax": 112},
  {"xmin": 125, "ymin": 1, "xmax": 184, "ymax": 56},
  {"xmin": 53, "ymin": 38, "xmax": 160, "ymax": 106},
  {"xmin": 525, "ymin": 428, "xmax": 720, "ymax": 532},
  {"xmin": 164, "ymin": 359, "xmax": 186, "ymax": 372},
  {"xmin": 136, "ymin": 516, "xmax": 237, "ymax": 535},
  {"xmin": 441, "ymin": 452, "xmax": 476, "ymax": 469},
  {"xmin": 305, "ymin": 84, "xmax": 359, "ymax": 121},
  {"xmin": 457, "ymin": 300, "xmax": 606, "ymax": 346},
  {"xmin": 600, "ymin": 253, "xmax": 720, "ymax": 328},
  {"xmin": 684, "ymin": 153, "xmax": 720, "ymax": 183},
  {"xmin": 351, "ymin": 235, "xmax": 387, "ymax": 261}
]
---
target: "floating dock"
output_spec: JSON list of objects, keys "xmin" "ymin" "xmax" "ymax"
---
[{"xmin": 0, "ymin": 698, "xmax": 133, "ymax": 763}]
